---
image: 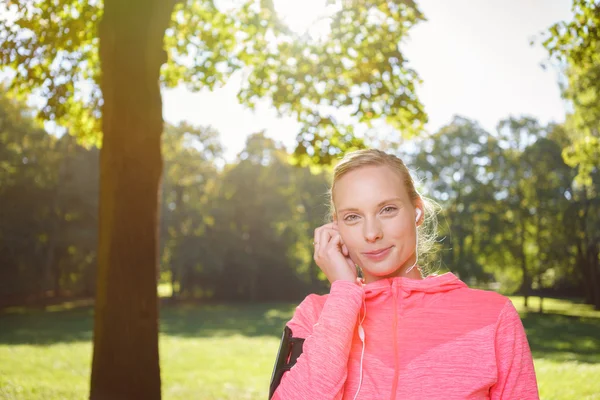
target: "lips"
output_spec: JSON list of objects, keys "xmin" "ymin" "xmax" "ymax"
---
[{"xmin": 362, "ymin": 246, "xmax": 393, "ymax": 261}]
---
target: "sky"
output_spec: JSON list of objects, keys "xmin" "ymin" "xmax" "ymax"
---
[{"xmin": 162, "ymin": 0, "xmax": 573, "ymax": 161}]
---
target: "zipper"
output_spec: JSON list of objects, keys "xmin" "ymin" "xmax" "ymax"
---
[{"xmin": 390, "ymin": 282, "xmax": 399, "ymax": 400}]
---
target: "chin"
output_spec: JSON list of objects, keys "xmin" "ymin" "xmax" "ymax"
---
[{"xmin": 364, "ymin": 265, "xmax": 401, "ymax": 278}]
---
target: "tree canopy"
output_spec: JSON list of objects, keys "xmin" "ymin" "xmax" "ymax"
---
[
  {"xmin": 1, "ymin": 0, "xmax": 428, "ymax": 162},
  {"xmin": 543, "ymin": 0, "xmax": 600, "ymax": 187}
]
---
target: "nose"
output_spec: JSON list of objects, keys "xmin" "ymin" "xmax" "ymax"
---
[{"xmin": 363, "ymin": 217, "xmax": 383, "ymax": 243}]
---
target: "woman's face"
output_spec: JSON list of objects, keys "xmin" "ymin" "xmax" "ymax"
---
[{"xmin": 333, "ymin": 165, "xmax": 422, "ymax": 283}]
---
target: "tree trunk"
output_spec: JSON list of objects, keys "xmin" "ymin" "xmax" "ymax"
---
[
  {"xmin": 53, "ymin": 251, "xmax": 61, "ymax": 298},
  {"xmin": 90, "ymin": 1, "xmax": 174, "ymax": 399},
  {"xmin": 579, "ymin": 249, "xmax": 593, "ymax": 304},
  {"xmin": 587, "ymin": 242, "xmax": 600, "ymax": 310},
  {"xmin": 519, "ymin": 216, "xmax": 531, "ymax": 308},
  {"xmin": 84, "ymin": 254, "xmax": 97, "ymax": 298},
  {"xmin": 577, "ymin": 190, "xmax": 600, "ymax": 309},
  {"xmin": 170, "ymin": 268, "xmax": 179, "ymax": 299},
  {"xmin": 170, "ymin": 185, "xmax": 183, "ymax": 300},
  {"xmin": 536, "ymin": 213, "xmax": 543, "ymax": 314}
]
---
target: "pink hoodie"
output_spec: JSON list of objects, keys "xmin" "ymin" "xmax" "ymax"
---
[{"xmin": 272, "ymin": 272, "xmax": 539, "ymax": 399}]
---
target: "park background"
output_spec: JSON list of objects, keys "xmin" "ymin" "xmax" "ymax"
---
[{"xmin": 0, "ymin": 0, "xmax": 599, "ymax": 399}]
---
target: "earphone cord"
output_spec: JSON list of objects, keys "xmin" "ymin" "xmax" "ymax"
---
[
  {"xmin": 405, "ymin": 229, "xmax": 420, "ymax": 274},
  {"xmin": 353, "ymin": 296, "xmax": 367, "ymax": 400}
]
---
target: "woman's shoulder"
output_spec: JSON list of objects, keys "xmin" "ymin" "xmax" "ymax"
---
[
  {"xmin": 294, "ymin": 292, "xmax": 329, "ymax": 318},
  {"xmin": 462, "ymin": 286, "xmax": 510, "ymax": 302},
  {"xmin": 429, "ymin": 287, "xmax": 519, "ymax": 332},
  {"xmin": 285, "ymin": 292, "xmax": 328, "ymax": 337},
  {"xmin": 448, "ymin": 286, "xmax": 514, "ymax": 316}
]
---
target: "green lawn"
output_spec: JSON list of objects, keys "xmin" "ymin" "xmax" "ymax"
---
[{"xmin": 0, "ymin": 296, "xmax": 598, "ymax": 399}]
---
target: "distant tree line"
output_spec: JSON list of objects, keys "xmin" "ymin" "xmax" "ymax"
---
[{"xmin": 1, "ymin": 93, "xmax": 598, "ymax": 308}]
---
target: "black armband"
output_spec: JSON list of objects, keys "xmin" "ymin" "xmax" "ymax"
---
[{"xmin": 268, "ymin": 325, "xmax": 305, "ymax": 399}]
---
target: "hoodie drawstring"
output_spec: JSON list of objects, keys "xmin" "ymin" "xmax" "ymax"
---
[
  {"xmin": 353, "ymin": 292, "xmax": 367, "ymax": 400},
  {"xmin": 390, "ymin": 283, "xmax": 399, "ymax": 400}
]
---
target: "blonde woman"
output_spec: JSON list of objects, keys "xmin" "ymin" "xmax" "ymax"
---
[{"xmin": 269, "ymin": 149, "xmax": 539, "ymax": 400}]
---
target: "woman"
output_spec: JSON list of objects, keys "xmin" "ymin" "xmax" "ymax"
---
[{"xmin": 269, "ymin": 149, "xmax": 539, "ymax": 400}]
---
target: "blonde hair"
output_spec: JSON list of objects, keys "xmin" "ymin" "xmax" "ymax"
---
[{"xmin": 328, "ymin": 149, "xmax": 441, "ymax": 274}]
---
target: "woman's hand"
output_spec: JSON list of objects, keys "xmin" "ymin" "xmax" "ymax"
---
[{"xmin": 313, "ymin": 222, "xmax": 358, "ymax": 284}]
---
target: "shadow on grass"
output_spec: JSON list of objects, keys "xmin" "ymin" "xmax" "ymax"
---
[
  {"xmin": 521, "ymin": 311, "xmax": 600, "ymax": 364},
  {"xmin": 159, "ymin": 302, "xmax": 296, "ymax": 338},
  {"xmin": 0, "ymin": 305, "xmax": 95, "ymax": 345},
  {"xmin": 0, "ymin": 301, "xmax": 296, "ymax": 345},
  {"xmin": 1, "ymin": 299, "xmax": 599, "ymax": 367}
]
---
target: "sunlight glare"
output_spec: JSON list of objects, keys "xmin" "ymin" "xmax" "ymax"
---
[{"xmin": 272, "ymin": 0, "xmax": 337, "ymax": 38}]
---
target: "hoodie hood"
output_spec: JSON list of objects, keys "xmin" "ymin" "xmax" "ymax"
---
[
  {"xmin": 363, "ymin": 271, "xmax": 466, "ymax": 297},
  {"xmin": 361, "ymin": 272, "xmax": 467, "ymax": 314}
]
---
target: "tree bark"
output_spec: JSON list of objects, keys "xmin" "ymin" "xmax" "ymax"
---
[
  {"xmin": 587, "ymin": 242, "xmax": 600, "ymax": 310},
  {"xmin": 577, "ymin": 190, "xmax": 600, "ymax": 310},
  {"xmin": 519, "ymin": 215, "xmax": 531, "ymax": 308},
  {"xmin": 90, "ymin": 1, "xmax": 174, "ymax": 399}
]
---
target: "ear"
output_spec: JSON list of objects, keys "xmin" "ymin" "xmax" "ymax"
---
[{"xmin": 414, "ymin": 198, "xmax": 424, "ymax": 225}]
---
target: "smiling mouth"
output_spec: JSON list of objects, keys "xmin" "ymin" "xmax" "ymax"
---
[{"xmin": 363, "ymin": 246, "xmax": 393, "ymax": 256}]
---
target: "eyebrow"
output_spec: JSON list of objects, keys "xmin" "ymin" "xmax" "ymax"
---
[{"xmin": 338, "ymin": 197, "xmax": 403, "ymax": 213}]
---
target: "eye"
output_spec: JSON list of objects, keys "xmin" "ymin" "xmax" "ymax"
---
[
  {"xmin": 382, "ymin": 206, "xmax": 397, "ymax": 213},
  {"xmin": 344, "ymin": 214, "xmax": 359, "ymax": 222}
]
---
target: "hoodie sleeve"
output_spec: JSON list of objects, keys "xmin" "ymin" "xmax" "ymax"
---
[
  {"xmin": 271, "ymin": 280, "xmax": 364, "ymax": 400},
  {"xmin": 490, "ymin": 299, "xmax": 539, "ymax": 400}
]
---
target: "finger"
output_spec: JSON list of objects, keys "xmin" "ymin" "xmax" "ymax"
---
[
  {"xmin": 321, "ymin": 226, "xmax": 339, "ymax": 236},
  {"xmin": 324, "ymin": 222, "xmax": 337, "ymax": 231},
  {"xmin": 313, "ymin": 226, "xmax": 324, "ymax": 249},
  {"xmin": 318, "ymin": 227, "xmax": 334, "ymax": 256},
  {"xmin": 314, "ymin": 223, "xmax": 334, "ymax": 243},
  {"xmin": 321, "ymin": 227, "xmax": 342, "ymax": 253},
  {"xmin": 328, "ymin": 232, "xmax": 343, "ymax": 253}
]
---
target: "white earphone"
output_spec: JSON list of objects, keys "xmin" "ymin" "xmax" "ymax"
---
[{"xmin": 415, "ymin": 208, "xmax": 422, "ymax": 222}]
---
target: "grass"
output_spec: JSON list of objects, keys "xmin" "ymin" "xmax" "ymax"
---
[
  {"xmin": 0, "ymin": 296, "xmax": 599, "ymax": 399},
  {"xmin": 508, "ymin": 296, "xmax": 600, "ymax": 399}
]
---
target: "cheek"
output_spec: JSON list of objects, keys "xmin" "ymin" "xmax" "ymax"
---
[
  {"xmin": 340, "ymin": 227, "xmax": 361, "ymax": 248},
  {"xmin": 384, "ymin": 216, "xmax": 413, "ymax": 239}
]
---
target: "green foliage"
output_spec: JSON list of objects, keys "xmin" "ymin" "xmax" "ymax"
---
[
  {"xmin": 410, "ymin": 115, "xmax": 591, "ymax": 301},
  {"xmin": 159, "ymin": 128, "xmax": 332, "ymax": 301},
  {"xmin": 0, "ymin": 0, "xmax": 427, "ymax": 163},
  {"xmin": 232, "ymin": 0, "xmax": 427, "ymax": 164},
  {"xmin": 2, "ymin": 93, "xmax": 597, "ymax": 304},
  {"xmin": 562, "ymin": 134, "xmax": 600, "ymax": 188},
  {"xmin": 195, "ymin": 133, "xmax": 329, "ymax": 300},
  {"xmin": 0, "ymin": 0, "xmax": 102, "ymax": 146},
  {"xmin": 543, "ymin": 0, "xmax": 600, "ymax": 188},
  {"xmin": 413, "ymin": 116, "xmax": 503, "ymax": 280},
  {"xmin": 494, "ymin": 117, "xmax": 575, "ymax": 294},
  {"xmin": 0, "ymin": 94, "xmax": 333, "ymax": 303},
  {"xmin": 0, "ymin": 93, "xmax": 98, "ymax": 300}
]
